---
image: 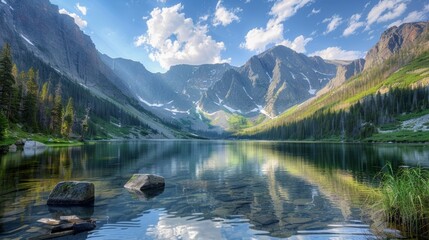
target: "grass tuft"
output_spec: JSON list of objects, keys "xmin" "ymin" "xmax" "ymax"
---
[{"xmin": 371, "ymin": 163, "xmax": 429, "ymax": 237}]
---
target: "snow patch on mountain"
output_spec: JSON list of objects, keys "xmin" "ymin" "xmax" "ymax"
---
[
  {"xmin": 20, "ymin": 34, "xmax": 34, "ymax": 46},
  {"xmin": 266, "ymin": 72, "xmax": 272, "ymax": 82},
  {"xmin": 223, "ymin": 105, "xmax": 242, "ymax": 114},
  {"xmin": 242, "ymin": 87, "xmax": 253, "ymax": 100},
  {"xmin": 300, "ymin": 73, "xmax": 316, "ymax": 95},
  {"xmin": 137, "ymin": 95, "xmax": 164, "ymax": 107},
  {"xmin": 313, "ymin": 69, "xmax": 335, "ymax": 76}
]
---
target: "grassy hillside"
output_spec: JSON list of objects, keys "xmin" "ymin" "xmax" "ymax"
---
[{"xmin": 241, "ymin": 28, "xmax": 429, "ymax": 140}]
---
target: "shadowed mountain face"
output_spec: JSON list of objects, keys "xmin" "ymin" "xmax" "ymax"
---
[
  {"xmin": 0, "ymin": 0, "xmax": 131, "ymax": 100},
  {"xmin": 0, "ymin": 0, "xmax": 177, "ymax": 138},
  {"xmin": 364, "ymin": 21, "xmax": 429, "ymax": 70}
]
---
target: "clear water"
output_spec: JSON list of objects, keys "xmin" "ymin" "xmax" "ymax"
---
[{"xmin": 1, "ymin": 140, "xmax": 427, "ymax": 239}]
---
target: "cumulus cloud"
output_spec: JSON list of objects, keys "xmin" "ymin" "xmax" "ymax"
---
[
  {"xmin": 343, "ymin": 14, "xmax": 365, "ymax": 37},
  {"xmin": 388, "ymin": 4, "xmax": 429, "ymax": 28},
  {"xmin": 213, "ymin": 0, "xmax": 241, "ymax": 26},
  {"xmin": 240, "ymin": 23, "xmax": 284, "ymax": 52},
  {"xmin": 134, "ymin": 4, "xmax": 227, "ymax": 70},
  {"xmin": 366, "ymin": 0, "xmax": 408, "ymax": 29},
  {"xmin": 310, "ymin": 47, "xmax": 364, "ymax": 60},
  {"xmin": 59, "ymin": 9, "xmax": 87, "ymax": 29},
  {"xmin": 277, "ymin": 35, "xmax": 312, "ymax": 53},
  {"xmin": 241, "ymin": 0, "xmax": 312, "ymax": 52},
  {"xmin": 76, "ymin": 3, "xmax": 87, "ymax": 16},
  {"xmin": 323, "ymin": 15, "xmax": 342, "ymax": 34}
]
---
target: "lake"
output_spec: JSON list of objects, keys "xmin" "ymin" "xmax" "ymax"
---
[{"xmin": 1, "ymin": 140, "xmax": 428, "ymax": 239}]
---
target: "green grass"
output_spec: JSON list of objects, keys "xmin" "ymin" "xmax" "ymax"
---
[
  {"xmin": 365, "ymin": 130, "xmax": 429, "ymax": 143},
  {"xmin": 396, "ymin": 109, "xmax": 429, "ymax": 121},
  {"xmin": 371, "ymin": 164, "xmax": 429, "ymax": 238},
  {"xmin": 0, "ymin": 124, "xmax": 85, "ymax": 148},
  {"xmin": 379, "ymin": 122, "xmax": 401, "ymax": 131}
]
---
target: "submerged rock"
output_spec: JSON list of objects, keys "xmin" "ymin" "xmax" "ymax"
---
[
  {"xmin": 124, "ymin": 174, "xmax": 165, "ymax": 191},
  {"xmin": 47, "ymin": 181, "xmax": 94, "ymax": 206}
]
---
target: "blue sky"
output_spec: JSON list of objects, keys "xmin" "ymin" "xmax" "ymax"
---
[{"xmin": 50, "ymin": 0, "xmax": 429, "ymax": 73}]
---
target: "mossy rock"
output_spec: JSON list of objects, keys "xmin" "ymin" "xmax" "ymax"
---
[{"xmin": 47, "ymin": 181, "xmax": 94, "ymax": 206}]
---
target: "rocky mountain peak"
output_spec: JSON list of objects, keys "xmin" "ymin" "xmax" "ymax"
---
[{"xmin": 364, "ymin": 21, "xmax": 428, "ymax": 70}]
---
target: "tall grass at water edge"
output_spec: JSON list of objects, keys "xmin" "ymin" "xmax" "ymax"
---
[{"xmin": 371, "ymin": 163, "xmax": 429, "ymax": 238}]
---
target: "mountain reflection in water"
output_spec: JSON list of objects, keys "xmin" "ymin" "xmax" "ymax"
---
[{"xmin": 1, "ymin": 141, "xmax": 423, "ymax": 239}]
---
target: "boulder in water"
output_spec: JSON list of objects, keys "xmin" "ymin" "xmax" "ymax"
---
[
  {"xmin": 124, "ymin": 174, "xmax": 165, "ymax": 191},
  {"xmin": 47, "ymin": 181, "xmax": 94, "ymax": 206}
]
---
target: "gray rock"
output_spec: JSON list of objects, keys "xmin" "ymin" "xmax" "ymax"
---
[
  {"xmin": 47, "ymin": 181, "xmax": 94, "ymax": 206},
  {"xmin": 8, "ymin": 144, "xmax": 17, "ymax": 152},
  {"xmin": 124, "ymin": 174, "xmax": 165, "ymax": 191},
  {"xmin": 24, "ymin": 140, "xmax": 46, "ymax": 149},
  {"xmin": 15, "ymin": 139, "xmax": 25, "ymax": 146}
]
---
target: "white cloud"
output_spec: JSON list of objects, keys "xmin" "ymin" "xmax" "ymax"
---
[
  {"xmin": 343, "ymin": 14, "xmax": 365, "ymax": 37},
  {"xmin": 199, "ymin": 14, "xmax": 209, "ymax": 22},
  {"xmin": 157, "ymin": 0, "xmax": 167, "ymax": 2},
  {"xmin": 76, "ymin": 3, "xmax": 87, "ymax": 16},
  {"xmin": 268, "ymin": 0, "xmax": 313, "ymax": 27},
  {"xmin": 323, "ymin": 15, "xmax": 342, "ymax": 34},
  {"xmin": 59, "ymin": 9, "xmax": 87, "ymax": 29},
  {"xmin": 310, "ymin": 47, "xmax": 364, "ymax": 60},
  {"xmin": 364, "ymin": 1, "xmax": 371, "ymax": 9},
  {"xmin": 366, "ymin": 0, "xmax": 408, "ymax": 29},
  {"xmin": 277, "ymin": 35, "xmax": 312, "ymax": 53},
  {"xmin": 242, "ymin": 0, "xmax": 312, "ymax": 52},
  {"xmin": 307, "ymin": 8, "xmax": 320, "ymax": 17},
  {"xmin": 388, "ymin": 4, "xmax": 429, "ymax": 28},
  {"xmin": 213, "ymin": 0, "xmax": 241, "ymax": 27},
  {"xmin": 240, "ymin": 23, "xmax": 284, "ymax": 52},
  {"xmin": 134, "ymin": 4, "xmax": 227, "ymax": 69}
]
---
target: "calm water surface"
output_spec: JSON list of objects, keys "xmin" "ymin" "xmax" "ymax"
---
[{"xmin": 1, "ymin": 140, "xmax": 428, "ymax": 239}]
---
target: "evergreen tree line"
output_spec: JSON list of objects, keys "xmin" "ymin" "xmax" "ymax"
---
[
  {"xmin": 0, "ymin": 43, "xmax": 150, "ymax": 139},
  {"xmin": 254, "ymin": 86, "xmax": 429, "ymax": 140}
]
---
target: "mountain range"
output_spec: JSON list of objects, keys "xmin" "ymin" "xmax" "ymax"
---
[{"xmin": 0, "ymin": 0, "xmax": 427, "ymax": 139}]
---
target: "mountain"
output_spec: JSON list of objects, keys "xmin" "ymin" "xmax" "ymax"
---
[
  {"xmin": 162, "ymin": 63, "xmax": 234, "ymax": 103},
  {"xmin": 0, "ymin": 0, "xmax": 177, "ymax": 138},
  {"xmin": 364, "ymin": 21, "xmax": 428, "ymax": 70},
  {"xmin": 243, "ymin": 21, "xmax": 429, "ymax": 139},
  {"xmin": 101, "ymin": 55, "xmax": 232, "ymax": 135},
  {"xmin": 199, "ymin": 45, "xmax": 337, "ymax": 118},
  {"xmin": 318, "ymin": 59, "xmax": 365, "ymax": 95}
]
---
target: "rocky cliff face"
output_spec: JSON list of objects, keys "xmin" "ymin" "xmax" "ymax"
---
[
  {"xmin": 364, "ymin": 21, "xmax": 428, "ymax": 70},
  {"xmin": 318, "ymin": 59, "xmax": 365, "ymax": 95},
  {"xmin": 162, "ymin": 63, "xmax": 233, "ymax": 103},
  {"xmin": 199, "ymin": 45, "xmax": 337, "ymax": 117},
  {"xmin": 0, "ymin": 0, "xmax": 131, "ymax": 101}
]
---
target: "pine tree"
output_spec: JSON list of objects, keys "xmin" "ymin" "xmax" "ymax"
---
[
  {"xmin": 0, "ymin": 111, "xmax": 8, "ymax": 140},
  {"xmin": 51, "ymin": 83, "xmax": 62, "ymax": 135},
  {"xmin": 0, "ymin": 43, "xmax": 15, "ymax": 119},
  {"xmin": 38, "ymin": 81, "xmax": 51, "ymax": 132},
  {"xmin": 80, "ymin": 107, "xmax": 90, "ymax": 140},
  {"xmin": 61, "ymin": 97, "xmax": 74, "ymax": 138},
  {"xmin": 23, "ymin": 68, "xmax": 38, "ymax": 131}
]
